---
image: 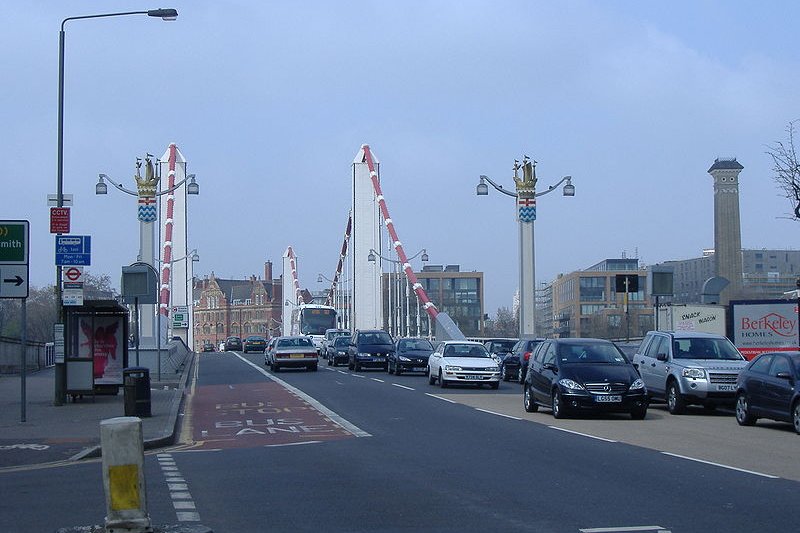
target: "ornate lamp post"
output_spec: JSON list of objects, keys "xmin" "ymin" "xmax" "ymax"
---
[{"xmin": 477, "ymin": 157, "xmax": 574, "ymax": 337}]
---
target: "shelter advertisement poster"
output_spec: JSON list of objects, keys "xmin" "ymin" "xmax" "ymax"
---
[
  {"xmin": 78, "ymin": 315, "xmax": 124, "ymax": 385},
  {"xmin": 730, "ymin": 300, "xmax": 799, "ymax": 360}
]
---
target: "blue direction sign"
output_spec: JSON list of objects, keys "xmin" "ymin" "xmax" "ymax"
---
[{"xmin": 55, "ymin": 235, "xmax": 91, "ymax": 266}]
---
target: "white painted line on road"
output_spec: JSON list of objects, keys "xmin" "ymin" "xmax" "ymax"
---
[
  {"xmin": 234, "ymin": 353, "xmax": 372, "ymax": 438},
  {"xmin": 392, "ymin": 383, "xmax": 415, "ymax": 391},
  {"xmin": 580, "ymin": 526, "xmax": 668, "ymax": 533},
  {"xmin": 176, "ymin": 511, "xmax": 201, "ymax": 522},
  {"xmin": 425, "ymin": 393, "xmax": 456, "ymax": 403},
  {"xmin": 351, "ymin": 373, "xmax": 366, "ymax": 378},
  {"xmin": 159, "ymin": 453, "xmax": 202, "ymax": 523},
  {"xmin": 548, "ymin": 426, "xmax": 617, "ymax": 443},
  {"xmin": 325, "ymin": 367, "xmax": 336, "ymax": 371},
  {"xmin": 372, "ymin": 378, "xmax": 385, "ymax": 383},
  {"xmin": 661, "ymin": 452, "xmax": 779, "ymax": 479},
  {"xmin": 475, "ymin": 408, "xmax": 521, "ymax": 420},
  {"xmin": 265, "ymin": 440, "xmax": 323, "ymax": 448},
  {"xmin": 173, "ymin": 501, "xmax": 196, "ymax": 510},
  {"xmin": 337, "ymin": 370, "xmax": 348, "ymax": 375}
]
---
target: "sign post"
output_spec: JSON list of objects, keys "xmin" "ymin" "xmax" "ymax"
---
[{"xmin": 0, "ymin": 220, "xmax": 30, "ymax": 422}]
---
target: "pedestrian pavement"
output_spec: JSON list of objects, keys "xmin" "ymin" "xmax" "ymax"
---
[{"xmin": 0, "ymin": 355, "xmax": 193, "ymax": 469}]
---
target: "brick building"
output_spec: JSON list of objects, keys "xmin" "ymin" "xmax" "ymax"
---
[{"xmin": 192, "ymin": 261, "xmax": 283, "ymax": 351}]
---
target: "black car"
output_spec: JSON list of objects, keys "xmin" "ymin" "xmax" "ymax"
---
[
  {"xmin": 224, "ymin": 336, "xmax": 243, "ymax": 351},
  {"xmin": 484, "ymin": 339, "xmax": 519, "ymax": 381},
  {"xmin": 523, "ymin": 338, "xmax": 648, "ymax": 419},
  {"xmin": 510, "ymin": 338, "xmax": 545, "ymax": 383},
  {"xmin": 348, "ymin": 330, "xmax": 394, "ymax": 371},
  {"xmin": 243, "ymin": 335, "xmax": 267, "ymax": 353},
  {"xmin": 202, "ymin": 341, "xmax": 215, "ymax": 352},
  {"xmin": 389, "ymin": 337, "xmax": 434, "ymax": 375},
  {"xmin": 327, "ymin": 336, "xmax": 351, "ymax": 367},
  {"xmin": 735, "ymin": 351, "xmax": 800, "ymax": 434}
]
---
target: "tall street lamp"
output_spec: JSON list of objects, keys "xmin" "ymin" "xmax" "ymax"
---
[
  {"xmin": 54, "ymin": 8, "xmax": 178, "ymax": 406},
  {"xmin": 477, "ymin": 157, "xmax": 574, "ymax": 337}
]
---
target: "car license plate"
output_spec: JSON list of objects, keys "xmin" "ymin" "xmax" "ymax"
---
[
  {"xmin": 716, "ymin": 384, "xmax": 736, "ymax": 391},
  {"xmin": 412, "ymin": 367, "xmax": 426, "ymax": 372},
  {"xmin": 595, "ymin": 395, "xmax": 622, "ymax": 403},
  {"xmin": 290, "ymin": 354, "xmax": 304, "ymax": 359},
  {"xmin": 465, "ymin": 375, "xmax": 482, "ymax": 380}
]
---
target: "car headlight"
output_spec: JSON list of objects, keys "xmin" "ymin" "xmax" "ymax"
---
[
  {"xmin": 558, "ymin": 379, "xmax": 585, "ymax": 391},
  {"xmin": 358, "ymin": 352, "xmax": 371, "ymax": 358},
  {"xmin": 682, "ymin": 368, "xmax": 706, "ymax": 379},
  {"xmin": 337, "ymin": 351, "xmax": 345, "ymax": 355},
  {"xmin": 486, "ymin": 366, "xmax": 499, "ymax": 372},
  {"xmin": 445, "ymin": 365, "xmax": 462, "ymax": 371},
  {"xmin": 399, "ymin": 356, "xmax": 411, "ymax": 362},
  {"xmin": 629, "ymin": 378, "xmax": 645, "ymax": 390}
]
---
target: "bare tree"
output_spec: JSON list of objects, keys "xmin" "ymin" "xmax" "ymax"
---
[
  {"xmin": 484, "ymin": 307, "xmax": 518, "ymax": 338},
  {"xmin": 766, "ymin": 120, "xmax": 800, "ymax": 221}
]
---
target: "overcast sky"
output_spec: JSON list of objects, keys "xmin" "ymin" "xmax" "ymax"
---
[{"xmin": 4, "ymin": 1, "xmax": 799, "ymax": 316}]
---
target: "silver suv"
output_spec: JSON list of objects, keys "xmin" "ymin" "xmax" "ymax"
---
[{"xmin": 634, "ymin": 331, "xmax": 747, "ymax": 414}]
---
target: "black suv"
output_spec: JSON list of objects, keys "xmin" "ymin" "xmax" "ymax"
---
[
  {"xmin": 224, "ymin": 336, "xmax": 243, "ymax": 351},
  {"xmin": 348, "ymin": 330, "xmax": 394, "ymax": 371}
]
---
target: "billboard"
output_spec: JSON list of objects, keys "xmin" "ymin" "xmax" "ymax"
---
[
  {"xmin": 78, "ymin": 315, "xmax": 125, "ymax": 385},
  {"xmin": 730, "ymin": 299, "xmax": 799, "ymax": 360}
]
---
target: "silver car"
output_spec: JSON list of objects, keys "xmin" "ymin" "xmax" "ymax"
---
[{"xmin": 634, "ymin": 331, "xmax": 747, "ymax": 414}]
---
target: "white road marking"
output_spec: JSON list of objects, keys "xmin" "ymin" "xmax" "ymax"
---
[
  {"xmin": 325, "ymin": 367, "xmax": 336, "ymax": 371},
  {"xmin": 579, "ymin": 527, "xmax": 669, "ymax": 533},
  {"xmin": 233, "ymin": 353, "xmax": 371, "ymax": 437},
  {"xmin": 372, "ymin": 378, "xmax": 385, "ymax": 383},
  {"xmin": 159, "ymin": 453, "xmax": 201, "ymax": 522},
  {"xmin": 265, "ymin": 440, "xmax": 323, "ymax": 448},
  {"xmin": 475, "ymin": 408, "xmax": 521, "ymax": 420},
  {"xmin": 392, "ymin": 383, "xmax": 415, "ymax": 391},
  {"xmin": 176, "ymin": 511, "xmax": 201, "ymax": 522},
  {"xmin": 548, "ymin": 426, "xmax": 617, "ymax": 443},
  {"xmin": 661, "ymin": 452, "xmax": 779, "ymax": 479},
  {"xmin": 425, "ymin": 393, "xmax": 456, "ymax": 403},
  {"xmin": 351, "ymin": 373, "xmax": 366, "ymax": 378},
  {"xmin": 337, "ymin": 370, "xmax": 348, "ymax": 375}
]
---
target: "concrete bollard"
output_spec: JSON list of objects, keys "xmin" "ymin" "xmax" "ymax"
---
[{"xmin": 100, "ymin": 416, "xmax": 152, "ymax": 533}]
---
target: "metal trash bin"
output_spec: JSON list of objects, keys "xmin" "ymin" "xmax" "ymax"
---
[{"xmin": 123, "ymin": 367, "xmax": 152, "ymax": 417}]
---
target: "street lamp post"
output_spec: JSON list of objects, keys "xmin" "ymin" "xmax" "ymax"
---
[
  {"xmin": 368, "ymin": 248, "xmax": 429, "ymax": 337},
  {"xmin": 477, "ymin": 157, "xmax": 574, "ymax": 338},
  {"xmin": 54, "ymin": 8, "xmax": 178, "ymax": 406}
]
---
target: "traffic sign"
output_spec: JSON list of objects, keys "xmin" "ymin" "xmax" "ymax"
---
[
  {"xmin": 171, "ymin": 305, "xmax": 189, "ymax": 328},
  {"xmin": 50, "ymin": 207, "xmax": 71, "ymax": 234},
  {"xmin": 55, "ymin": 235, "xmax": 91, "ymax": 266},
  {"xmin": 63, "ymin": 287, "xmax": 84, "ymax": 306},
  {"xmin": 0, "ymin": 220, "xmax": 29, "ymax": 264},
  {"xmin": 63, "ymin": 266, "xmax": 84, "ymax": 283},
  {"xmin": 0, "ymin": 264, "xmax": 29, "ymax": 298}
]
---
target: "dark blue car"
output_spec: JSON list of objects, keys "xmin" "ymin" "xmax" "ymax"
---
[
  {"xmin": 735, "ymin": 351, "xmax": 800, "ymax": 434},
  {"xmin": 388, "ymin": 337, "xmax": 434, "ymax": 375}
]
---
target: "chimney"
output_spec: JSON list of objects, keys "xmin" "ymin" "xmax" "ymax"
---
[{"xmin": 264, "ymin": 261, "xmax": 273, "ymax": 282}]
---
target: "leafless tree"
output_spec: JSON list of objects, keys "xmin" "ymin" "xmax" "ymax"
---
[{"xmin": 766, "ymin": 120, "xmax": 800, "ymax": 221}]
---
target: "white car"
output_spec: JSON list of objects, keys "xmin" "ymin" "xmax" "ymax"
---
[{"xmin": 427, "ymin": 341, "xmax": 501, "ymax": 389}]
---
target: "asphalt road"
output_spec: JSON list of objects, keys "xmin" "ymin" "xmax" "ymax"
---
[{"xmin": 2, "ymin": 350, "xmax": 796, "ymax": 532}]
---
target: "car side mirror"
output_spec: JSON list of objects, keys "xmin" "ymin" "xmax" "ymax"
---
[{"xmin": 656, "ymin": 353, "xmax": 668, "ymax": 362}]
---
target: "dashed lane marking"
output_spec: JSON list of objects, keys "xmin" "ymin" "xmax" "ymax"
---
[
  {"xmin": 661, "ymin": 452, "xmax": 778, "ymax": 479},
  {"xmin": 372, "ymin": 378, "xmax": 385, "ymax": 383},
  {"xmin": 579, "ymin": 527, "xmax": 671, "ymax": 533},
  {"xmin": 475, "ymin": 408, "xmax": 520, "ymax": 420},
  {"xmin": 425, "ymin": 393, "xmax": 456, "ymax": 403},
  {"xmin": 392, "ymin": 383, "xmax": 415, "ymax": 391},
  {"xmin": 548, "ymin": 426, "xmax": 617, "ymax": 443}
]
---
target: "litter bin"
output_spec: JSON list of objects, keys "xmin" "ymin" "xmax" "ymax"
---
[{"xmin": 123, "ymin": 367, "xmax": 152, "ymax": 417}]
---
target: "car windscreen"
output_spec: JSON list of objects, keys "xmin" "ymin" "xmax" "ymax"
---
[
  {"xmin": 333, "ymin": 337, "xmax": 350, "ymax": 347},
  {"xmin": 277, "ymin": 338, "xmax": 314, "ymax": 348},
  {"xmin": 443, "ymin": 344, "xmax": 490, "ymax": 358},
  {"xmin": 673, "ymin": 338, "xmax": 743, "ymax": 360},
  {"xmin": 358, "ymin": 332, "xmax": 393, "ymax": 345},
  {"xmin": 558, "ymin": 343, "xmax": 628, "ymax": 364},
  {"xmin": 399, "ymin": 339, "xmax": 433, "ymax": 351},
  {"xmin": 491, "ymin": 340, "xmax": 517, "ymax": 352}
]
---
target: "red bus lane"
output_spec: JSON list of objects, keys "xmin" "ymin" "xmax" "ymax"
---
[{"xmin": 188, "ymin": 380, "xmax": 354, "ymax": 449}]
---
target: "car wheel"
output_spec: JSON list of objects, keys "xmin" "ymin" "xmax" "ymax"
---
[
  {"xmin": 490, "ymin": 381, "xmax": 499, "ymax": 390},
  {"xmin": 793, "ymin": 402, "xmax": 800, "ymax": 435},
  {"xmin": 273, "ymin": 364, "xmax": 280, "ymax": 372},
  {"xmin": 439, "ymin": 369, "xmax": 448, "ymax": 388},
  {"xmin": 630, "ymin": 406, "xmax": 647, "ymax": 420},
  {"xmin": 666, "ymin": 381, "xmax": 686, "ymax": 415},
  {"xmin": 517, "ymin": 366, "xmax": 524, "ymax": 384},
  {"xmin": 735, "ymin": 392, "xmax": 757, "ymax": 426},
  {"xmin": 552, "ymin": 390, "xmax": 567, "ymax": 419},
  {"xmin": 524, "ymin": 384, "xmax": 538, "ymax": 413},
  {"xmin": 428, "ymin": 367, "xmax": 436, "ymax": 385}
]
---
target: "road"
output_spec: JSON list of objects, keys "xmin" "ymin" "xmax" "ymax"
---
[{"xmin": 2, "ymin": 350, "xmax": 797, "ymax": 532}]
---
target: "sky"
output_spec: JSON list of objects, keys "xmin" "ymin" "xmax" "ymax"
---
[{"xmin": 3, "ymin": 1, "xmax": 800, "ymax": 317}]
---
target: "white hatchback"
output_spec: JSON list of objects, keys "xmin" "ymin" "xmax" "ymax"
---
[{"xmin": 428, "ymin": 341, "xmax": 501, "ymax": 389}]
